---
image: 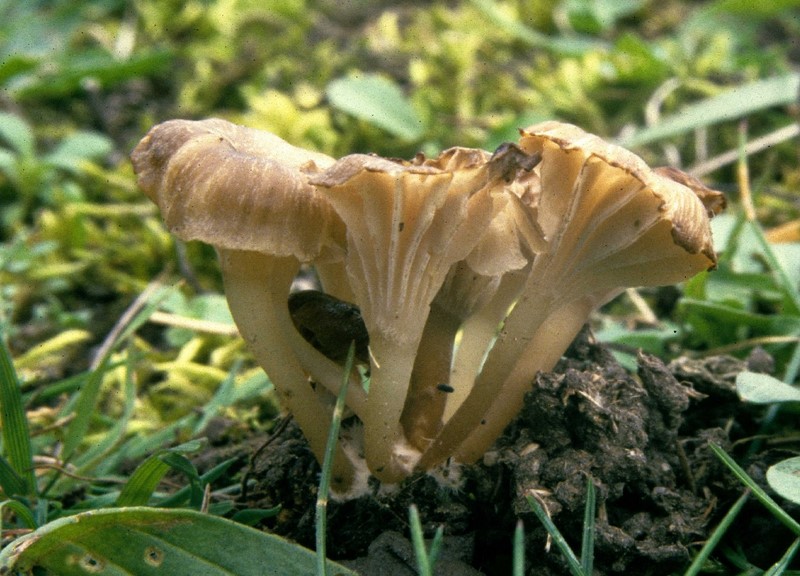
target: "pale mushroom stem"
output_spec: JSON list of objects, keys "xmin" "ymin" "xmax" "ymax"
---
[
  {"xmin": 452, "ymin": 295, "xmax": 598, "ymax": 464},
  {"xmin": 418, "ymin": 265, "xmax": 576, "ymax": 471},
  {"xmin": 401, "ymin": 305, "xmax": 461, "ymax": 450},
  {"xmin": 444, "ymin": 271, "xmax": 527, "ymax": 421},
  {"xmin": 363, "ymin": 334, "xmax": 423, "ymax": 483},
  {"xmin": 217, "ymin": 249, "xmax": 356, "ymax": 493}
]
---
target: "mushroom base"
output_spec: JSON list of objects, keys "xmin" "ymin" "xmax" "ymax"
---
[{"xmin": 231, "ymin": 329, "xmax": 757, "ymax": 576}]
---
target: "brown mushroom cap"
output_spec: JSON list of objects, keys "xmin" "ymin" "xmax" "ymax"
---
[
  {"xmin": 309, "ymin": 146, "xmax": 535, "ymax": 480},
  {"xmin": 132, "ymin": 118, "xmax": 366, "ymax": 495},
  {"xmin": 421, "ymin": 121, "xmax": 723, "ymax": 469},
  {"xmin": 309, "ymin": 151, "xmax": 504, "ymax": 344},
  {"xmin": 131, "ymin": 118, "xmax": 344, "ymax": 262},
  {"xmin": 516, "ymin": 121, "xmax": 719, "ymax": 280}
]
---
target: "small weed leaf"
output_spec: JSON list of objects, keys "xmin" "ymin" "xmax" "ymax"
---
[
  {"xmin": 736, "ymin": 371, "xmax": 800, "ymax": 404},
  {"xmin": 767, "ymin": 457, "xmax": 800, "ymax": 506},
  {"xmin": 326, "ymin": 74, "xmax": 424, "ymax": 141}
]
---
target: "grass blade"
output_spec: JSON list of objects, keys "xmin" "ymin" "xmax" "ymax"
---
[
  {"xmin": 116, "ymin": 440, "xmax": 205, "ymax": 507},
  {"xmin": 620, "ymin": 73, "xmax": 800, "ymax": 147},
  {"xmin": 526, "ymin": 492, "xmax": 585, "ymax": 576},
  {"xmin": 0, "ymin": 455, "xmax": 26, "ymax": 497},
  {"xmin": 428, "ymin": 524, "xmax": 444, "ymax": 569},
  {"xmin": 156, "ymin": 457, "xmax": 237, "ymax": 508},
  {"xmin": 60, "ymin": 358, "xmax": 111, "ymax": 460},
  {"xmin": 744, "ymin": 221, "xmax": 800, "ymax": 317},
  {"xmin": 72, "ymin": 347, "xmax": 138, "ymax": 473},
  {"xmin": 62, "ymin": 283, "xmax": 173, "ymax": 460},
  {"xmin": 581, "ymin": 477, "xmax": 596, "ymax": 576},
  {"xmin": 316, "ymin": 342, "xmax": 355, "ymax": 576},
  {"xmin": 685, "ymin": 490, "xmax": 749, "ymax": 576},
  {"xmin": 763, "ymin": 537, "xmax": 800, "ymax": 576},
  {"xmin": 468, "ymin": 0, "xmax": 607, "ymax": 55},
  {"xmin": 710, "ymin": 444, "xmax": 800, "ymax": 535},
  {"xmin": 409, "ymin": 504, "xmax": 432, "ymax": 576},
  {"xmin": 513, "ymin": 519, "xmax": 525, "ymax": 576},
  {"xmin": 0, "ymin": 336, "xmax": 35, "ymax": 496},
  {"xmin": 409, "ymin": 503, "xmax": 443, "ymax": 575},
  {"xmin": 0, "ymin": 499, "xmax": 37, "ymax": 531}
]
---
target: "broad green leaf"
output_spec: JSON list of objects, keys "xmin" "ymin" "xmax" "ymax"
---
[
  {"xmin": 0, "ymin": 507, "xmax": 358, "ymax": 576},
  {"xmin": 611, "ymin": 33, "xmax": 669, "ymax": 84},
  {"xmin": 566, "ymin": 0, "xmax": 645, "ymax": 34},
  {"xmin": 620, "ymin": 74, "xmax": 800, "ymax": 147},
  {"xmin": 0, "ymin": 54, "xmax": 37, "ymax": 85},
  {"xmin": 767, "ymin": 457, "xmax": 800, "ymax": 506},
  {"xmin": 44, "ymin": 131, "xmax": 114, "ymax": 173},
  {"xmin": 0, "ymin": 112, "xmax": 34, "ymax": 157},
  {"xmin": 14, "ymin": 49, "xmax": 173, "ymax": 100},
  {"xmin": 0, "ymin": 147, "xmax": 17, "ymax": 176},
  {"xmin": 0, "ymin": 337, "xmax": 35, "ymax": 495},
  {"xmin": 736, "ymin": 371, "xmax": 800, "ymax": 404},
  {"xmin": 327, "ymin": 74, "xmax": 423, "ymax": 140}
]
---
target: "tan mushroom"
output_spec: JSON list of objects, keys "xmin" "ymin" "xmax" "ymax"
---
[
  {"xmin": 134, "ymin": 118, "xmax": 723, "ymax": 491},
  {"xmin": 402, "ymin": 158, "xmax": 536, "ymax": 448},
  {"xmin": 309, "ymin": 145, "xmax": 537, "ymax": 482},
  {"xmin": 131, "ymin": 118, "xmax": 367, "ymax": 494},
  {"xmin": 419, "ymin": 121, "xmax": 724, "ymax": 470}
]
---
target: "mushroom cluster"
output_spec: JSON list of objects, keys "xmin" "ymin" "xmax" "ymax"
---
[{"xmin": 132, "ymin": 118, "xmax": 724, "ymax": 496}]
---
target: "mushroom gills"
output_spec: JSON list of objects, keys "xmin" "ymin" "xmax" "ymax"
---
[{"xmin": 288, "ymin": 290, "xmax": 370, "ymax": 365}]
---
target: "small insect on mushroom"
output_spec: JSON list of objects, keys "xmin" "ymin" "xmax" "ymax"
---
[{"xmin": 288, "ymin": 290, "xmax": 370, "ymax": 365}]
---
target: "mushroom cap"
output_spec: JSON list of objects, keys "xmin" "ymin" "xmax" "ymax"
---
[
  {"xmin": 431, "ymin": 147, "xmax": 537, "ymax": 321},
  {"xmin": 131, "ymin": 118, "xmax": 344, "ymax": 262},
  {"xmin": 517, "ymin": 121, "xmax": 720, "ymax": 291},
  {"xmin": 308, "ymin": 146, "xmax": 526, "ymax": 344}
]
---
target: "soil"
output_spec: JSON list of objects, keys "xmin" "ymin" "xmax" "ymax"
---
[{"xmin": 224, "ymin": 328, "xmax": 791, "ymax": 575}]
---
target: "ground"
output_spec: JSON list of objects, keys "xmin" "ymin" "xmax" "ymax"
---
[{"xmin": 201, "ymin": 328, "xmax": 788, "ymax": 575}]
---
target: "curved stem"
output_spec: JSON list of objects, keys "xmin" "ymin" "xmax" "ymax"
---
[
  {"xmin": 401, "ymin": 305, "xmax": 461, "ymax": 450},
  {"xmin": 444, "ymin": 271, "xmax": 526, "ymax": 421},
  {"xmin": 452, "ymin": 297, "xmax": 595, "ymax": 464},
  {"xmin": 218, "ymin": 249, "xmax": 356, "ymax": 492},
  {"xmin": 363, "ymin": 333, "xmax": 421, "ymax": 483},
  {"xmin": 417, "ymin": 267, "xmax": 552, "ymax": 470}
]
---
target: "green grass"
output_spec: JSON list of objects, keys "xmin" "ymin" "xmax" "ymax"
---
[{"xmin": 1, "ymin": 0, "xmax": 800, "ymax": 573}]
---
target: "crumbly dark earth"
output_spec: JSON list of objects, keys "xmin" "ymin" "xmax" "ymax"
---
[{"xmin": 222, "ymin": 328, "xmax": 793, "ymax": 575}]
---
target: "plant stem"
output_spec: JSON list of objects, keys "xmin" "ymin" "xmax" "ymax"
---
[
  {"xmin": 316, "ymin": 344, "xmax": 354, "ymax": 576},
  {"xmin": 219, "ymin": 250, "xmax": 355, "ymax": 492}
]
